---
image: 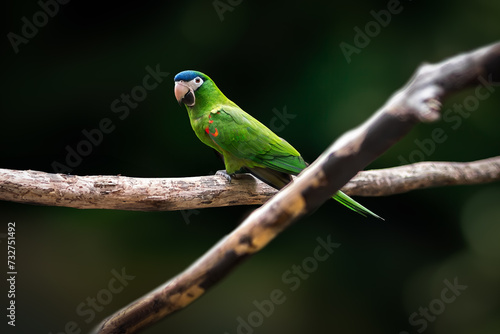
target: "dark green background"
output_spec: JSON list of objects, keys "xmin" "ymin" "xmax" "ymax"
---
[{"xmin": 2, "ymin": 1, "xmax": 500, "ymax": 333}]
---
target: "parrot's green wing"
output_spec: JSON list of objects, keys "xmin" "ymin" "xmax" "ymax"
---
[
  {"xmin": 206, "ymin": 105, "xmax": 383, "ymax": 220},
  {"xmin": 206, "ymin": 105, "xmax": 307, "ymax": 174}
]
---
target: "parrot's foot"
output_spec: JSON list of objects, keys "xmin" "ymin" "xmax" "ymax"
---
[{"xmin": 216, "ymin": 170, "xmax": 234, "ymax": 183}]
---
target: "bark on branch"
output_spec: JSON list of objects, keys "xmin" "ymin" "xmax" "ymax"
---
[
  {"xmin": 90, "ymin": 42, "xmax": 500, "ymax": 333},
  {"xmin": 1, "ymin": 156, "xmax": 499, "ymax": 211}
]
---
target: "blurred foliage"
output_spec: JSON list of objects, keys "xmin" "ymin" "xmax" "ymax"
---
[{"xmin": 1, "ymin": 0, "xmax": 499, "ymax": 333}]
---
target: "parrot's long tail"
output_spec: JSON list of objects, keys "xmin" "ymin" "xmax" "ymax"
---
[
  {"xmin": 246, "ymin": 166, "xmax": 383, "ymax": 220},
  {"xmin": 333, "ymin": 191, "xmax": 384, "ymax": 220}
]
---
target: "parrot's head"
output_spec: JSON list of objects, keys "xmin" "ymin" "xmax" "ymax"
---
[{"xmin": 174, "ymin": 70, "xmax": 213, "ymax": 108}]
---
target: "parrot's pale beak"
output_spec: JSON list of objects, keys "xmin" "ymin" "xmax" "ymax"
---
[{"xmin": 174, "ymin": 81, "xmax": 195, "ymax": 106}]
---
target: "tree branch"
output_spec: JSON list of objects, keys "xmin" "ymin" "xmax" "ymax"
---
[
  {"xmin": 90, "ymin": 42, "xmax": 500, "ymax": 333},
  {"xmin": 342, "ymin": 156, "xmax": 500, "ymax": 196},
  {"xmin": 1, "ymin": 156, "xmax": 499, "ymax": 211}
]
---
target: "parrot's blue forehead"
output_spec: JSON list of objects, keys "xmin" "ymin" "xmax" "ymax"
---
[{"xmin": 174, "ymin": 70, "xmax": 209, "ymax": 82}]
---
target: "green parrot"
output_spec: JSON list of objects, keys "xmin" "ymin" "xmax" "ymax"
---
[{"xmin": 174, "ymin": 70, "xmax": 382, "ymax": 219}]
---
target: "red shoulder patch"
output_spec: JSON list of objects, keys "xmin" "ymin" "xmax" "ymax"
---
[{"xmin": 205, "ymin": 126, "xmax": 219, "ymax": 137}]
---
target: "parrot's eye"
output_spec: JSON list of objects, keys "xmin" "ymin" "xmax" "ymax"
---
[{"xmin": 194, "ymin": 77, "xmax": 203, "ymax": 86}]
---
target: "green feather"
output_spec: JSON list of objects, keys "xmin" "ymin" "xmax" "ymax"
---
[{"xmin": 333, "ymin": 191, "xmax": 384, "ymax": 220}]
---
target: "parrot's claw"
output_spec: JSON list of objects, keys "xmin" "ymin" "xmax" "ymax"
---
[{"xmin": 216, "ymin": 170, "xmax": 233, "ymax": 183}]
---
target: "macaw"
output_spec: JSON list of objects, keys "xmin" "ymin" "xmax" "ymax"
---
[{"xmin": 174, "ymin": 70, "xmax": 381, "ymax": 219}]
